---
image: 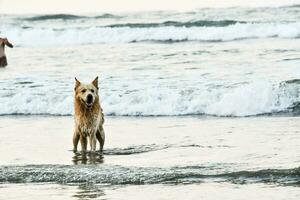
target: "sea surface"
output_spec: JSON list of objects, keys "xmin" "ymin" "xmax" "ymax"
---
[{"xmin": 0, "ymin": 5, "xmax": 300, "ymax": 199}]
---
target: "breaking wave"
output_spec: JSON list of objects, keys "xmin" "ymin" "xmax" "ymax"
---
[
  {"xmin": 0, "ymin": 165, "xmax": 299, "ymax": 185},
  {"xmin": 1, "ymin": 22, "xmax": 300, "ymax": 46},
  {"xmin": 0, "ymin": 79, "xmax": 299, "ymax": 117}
]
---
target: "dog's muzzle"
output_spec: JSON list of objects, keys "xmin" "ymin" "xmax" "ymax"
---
[{"xmin": 86, "ymin": 94, "xmax": 93, "ymax": 108}]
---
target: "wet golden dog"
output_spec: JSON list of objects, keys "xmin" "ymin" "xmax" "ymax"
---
[
  {"xmin": 0, "ymin": 38, "xmax": 13, "ymax": 67},
  {"xmin": 73, "ymin": 77, "xmax": 105, "ymax": 152}
]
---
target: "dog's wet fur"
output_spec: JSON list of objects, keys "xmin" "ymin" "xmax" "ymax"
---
[
  {"xmin": 73, "ymin": 77, "xmax": 105, "ymax": 152},
  {"xmin": 0, "ymin": 38, "xmax": 13, "ymax": 67}
]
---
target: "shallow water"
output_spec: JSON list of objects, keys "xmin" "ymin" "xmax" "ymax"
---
[
  {"xmin": 1, "ymin": 183, "xmax": 300, "ymax": 200},
  {"xmin": 0, "ymin": 116, "xmax": 300, "ymax": 199}
]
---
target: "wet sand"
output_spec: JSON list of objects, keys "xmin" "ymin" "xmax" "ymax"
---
[
  {"xmin": 0, "ymin": 116, "xmax": 300, "ymax": 199},
  {"xmin": 1, "ymin": 183, "xmax": 300, "ymax": 200}
]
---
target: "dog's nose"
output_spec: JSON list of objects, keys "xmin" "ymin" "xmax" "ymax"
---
[{"xmin": 87, "ymin": 94, "xmax": 93, "ymax": 103}]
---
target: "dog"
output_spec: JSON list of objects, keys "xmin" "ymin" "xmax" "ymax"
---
[
  {"xmin": 73, "ymin": 77, "xmax": 105, "ymax": 152},
  {"xmin": 0, "ymin": 38, "xmax": 13, "ymax": 67}
]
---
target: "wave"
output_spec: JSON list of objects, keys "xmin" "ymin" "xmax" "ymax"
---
[
  {"xmin": 103, "ymin": 144, "xmax": 230, "ymax": 155},
  {"xmin": 25, "ymin": 14, "xmax": 87, "ymax": 21},
  {"xmin": 24, "ymin": 13, "xmax": 121, "ymax": 21},
  {"xmin": 1, "ymin": 22, "xmax": 300, "ymax": 46},
  {"xmin": 284, "ymin": 4, "xmax": 300, "ymax": 8},
  {"xmin": 104, "ymin": 144, "xmax": 170, "ymax": 155},
  {"xmin": 104, "ymin": 79, "xmax": 300, "ymax": 117},
  {"xmin": 94, "ymin": 14, "xmax": 123, "ymax": 19},
  {"xmin": 0, "ymin": 165, "xmax": 299, "ymax": 185},
  {"xmin": 0, "ymin": 79, "xmax": 299, "ymax": 117},
  {"xmin": 105, "ymin": 20, "xmax": 245, "ymax": 28}
]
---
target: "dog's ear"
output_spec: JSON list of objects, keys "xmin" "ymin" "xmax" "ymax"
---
[
  {"xmin": 92, "ymin": 76, "xmax": 98, "ymax": 89},
  {"xmin": 75, "ymin": 77, "xmax": 81, "ymax": 90}
]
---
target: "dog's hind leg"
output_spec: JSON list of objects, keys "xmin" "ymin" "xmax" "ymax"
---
[
  {"xmin": 73, "ymin": 130, "xmax": 80, "ymax": 152},
  {"xmin": 96, "ymin": 127, "xmax": 105, "ymax": 152},
  {"xmin": 80, "ymin": 135, "xmax": 87, "ymax": 152}
]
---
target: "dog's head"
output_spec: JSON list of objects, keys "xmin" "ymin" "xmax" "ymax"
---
[
  {"xmin": 74, "ymin": 77, "xmax": 99, "ymax": 109},
  {"xmin": 0, "ymin": 38, "xmax": 13, "ymax": 48}
]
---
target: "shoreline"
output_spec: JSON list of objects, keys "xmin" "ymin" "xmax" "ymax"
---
[{"xmin": 0, "ymin": 115, "xmax": 299, "ymax": 168}]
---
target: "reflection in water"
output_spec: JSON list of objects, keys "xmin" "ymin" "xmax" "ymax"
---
[
  {"xmin": 72, "ymin": 151, "xmax": 104, "ymax": 165},
  {"xmin": 73, "ymin": 184, "xmax": 106, "ymax": 199},
  {"xmin": 72, "ymin": 152, "xmax": 106, "ymax": 199}
]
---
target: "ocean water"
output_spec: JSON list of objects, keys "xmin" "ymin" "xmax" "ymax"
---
[{"xmin": 0, "ymin": 5, "xmax": 300, "ymax": 199}]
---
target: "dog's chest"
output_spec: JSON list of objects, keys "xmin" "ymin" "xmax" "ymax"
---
[{"xmin": 76, "ymin": 115, "xmax": 99, "ymax": 136}]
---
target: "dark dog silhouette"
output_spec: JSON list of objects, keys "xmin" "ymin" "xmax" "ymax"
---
[{"xmin": 0, "ymin": 38, "xmax": 13, "ymax": 67}]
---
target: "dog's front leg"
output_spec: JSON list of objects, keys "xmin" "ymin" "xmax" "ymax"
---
[
  {"xmin": 80, "ymin": 135, "xmax": 87, "ymax": 152},
  {"xmin": 73, "ymin": 130, "xmax": 80, "ymax": 152},
  {"xmin": 0, "ymin": 56, "xmax": 7, "ymax": 67},
  {"xmin": 89, "ymin": 132, "xmax": 97, "ymax": 152}
]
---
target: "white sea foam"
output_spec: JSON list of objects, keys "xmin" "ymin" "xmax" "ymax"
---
[
  {"xmin": 0, "ymin": 80, "xmax": 298, "ymax": 117},
  {"xmin": 103, "ymin": 80, "xmax": 299, "ymax": 117},
  {"xmin": 1, "ymin": 22, "xmax": 300, "ymax": 47}
]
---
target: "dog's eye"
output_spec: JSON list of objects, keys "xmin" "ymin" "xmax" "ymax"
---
[
  {"xmin": 91, "ymin": 89, "xmax": 94, "ymax": 93},
  {"xmin": 81, "ymin": 89, "xmax": 86, "ymax": 93}
]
